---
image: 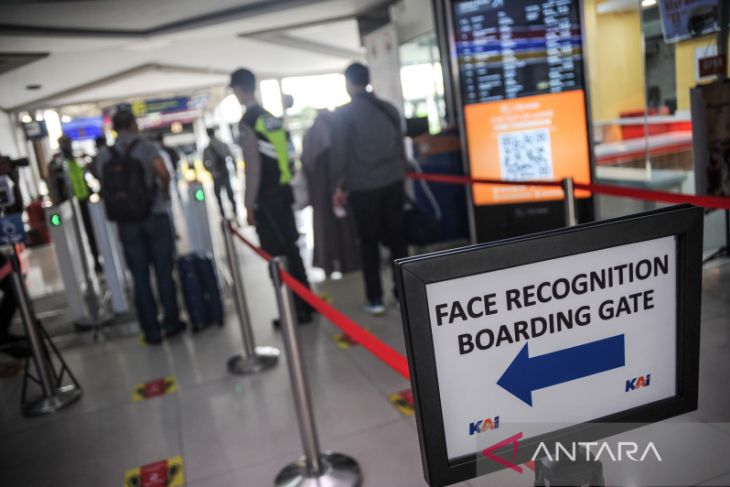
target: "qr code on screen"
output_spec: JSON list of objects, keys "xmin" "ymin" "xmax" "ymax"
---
[{"xmin": 498, "ymin": 128, "xmax": 553, "ymax": 180}]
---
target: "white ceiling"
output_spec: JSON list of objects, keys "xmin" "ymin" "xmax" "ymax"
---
[{"xmin": 0, "ymin": 0, "xmax": 382, "ymax": 111}]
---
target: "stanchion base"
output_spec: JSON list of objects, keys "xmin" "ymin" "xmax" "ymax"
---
[
  {"xmin": 275, "ymin": 452, "xmax": 362, "ymax": 487},
  {"xmin": 22, "ymin": 386, "xmax": 82, "ymax": 417},
  {"xmin": 227, "ymin": 346, "xmax": 280, "ymax": 375}
]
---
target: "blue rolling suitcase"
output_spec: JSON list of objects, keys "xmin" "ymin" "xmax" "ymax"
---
[
  {"xmin": 178, "ymin": 254, "xmax": 207, "ymax": 330},
  {"xmin": 194, "ymin": 254, "xmax": 224, "ymax": 327},
  {"xmin": 178, "ymin": 253, "xmax": 224, "ymax": 331}
]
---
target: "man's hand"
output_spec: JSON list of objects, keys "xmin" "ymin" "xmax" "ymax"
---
[{"xmin": 332, "ymin": 187, "xmax": 347, "ymax": 209}]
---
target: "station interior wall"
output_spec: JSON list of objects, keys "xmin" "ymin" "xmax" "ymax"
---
[{"xmin": 584, "ymin": 0, "xmax": 730, "ymax": 121}]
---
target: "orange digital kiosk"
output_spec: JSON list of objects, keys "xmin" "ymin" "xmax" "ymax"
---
[{"xmin": 445, "ymin": 0, "xmax": 594, "ymax": 241}]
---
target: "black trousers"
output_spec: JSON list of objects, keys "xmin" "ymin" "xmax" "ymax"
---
[
  {"xmin": 348, "ymin": 181, "xmax": 408, "ymax": 302},
  {"xmin": 255, "ymin": 192, "xmax": 312, "ymax": 315},
  {"xmin": 78, "ymin": 199, "xmax": 100, "ymax": 267},
  {"xmin": 213, "ymin": 175, "xmax": 237, "ymax": 218}
]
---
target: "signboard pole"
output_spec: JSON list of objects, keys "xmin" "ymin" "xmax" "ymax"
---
[
  {"xmin": 561, "ymin": 177, "xmax": 577, "ymax": 227},
  {"xmin": 4, "ymin": 245, "xmax": 82, "ymax": 416},
  {"xmin": 221, "ymin": 220, "xmax": 279, "ymax": 374},
  {"xmin": 270, "ymin": 257, "xmax": 361, "ymax": 486}
]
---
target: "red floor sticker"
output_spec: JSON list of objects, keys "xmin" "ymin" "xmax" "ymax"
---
[
  {"xmin": 124, "ymin": 456, "xmax": 184, "ymax": 487},
  {"xmin": 132, "ymin": 376, "xmax": 177, "ymax": 401}
]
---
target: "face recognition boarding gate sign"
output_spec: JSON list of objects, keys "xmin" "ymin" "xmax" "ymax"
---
[{"xmin": 394, "ymin": 205, "xmax": 703, "ymax": 487}]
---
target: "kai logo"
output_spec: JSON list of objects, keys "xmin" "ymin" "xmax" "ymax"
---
[
  {"xmin": 469, "ymin": 416, "xmax": 500, "ymax": 435},
  {"xmin": 626, "ymin": 373, "xmax": 651, "ymax": 392}
]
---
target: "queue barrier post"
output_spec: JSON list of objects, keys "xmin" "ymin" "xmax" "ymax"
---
[
  {"xmin": 221, "ymin": 220, "xmax": 279, "ymax": 374},
  {"xmin": 561, "ymin": 177, "xmax": 577, "ymax": 227},
  {"xmin": 270, "ymin": 257, "xmax": 362, "ymax": 487},
  {"xmin": 4, "ymin": 245, "xmax": 82, "ymax": 416}
]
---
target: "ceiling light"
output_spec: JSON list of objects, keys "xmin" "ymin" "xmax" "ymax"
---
[
  {"xmin": 26, "ymin": 84, "xmax": 41, "ymax": 90},
  {"xmin": 34, "ymin": 114, "xmax": 44, "ymax": 121},
  {"xmin": 21, "ymin": 114, "xmax": 32, "ymax": 123},
  {"xmin": 641, "ymin": 0, "xmax": 657, "ymax": 7},
  {"xmin": 61, "ymin": 115, "xmax": 71, "ymax": 123}
]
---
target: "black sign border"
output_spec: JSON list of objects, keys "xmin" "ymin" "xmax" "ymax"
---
[{"xmin": 394, "ymin": 204, "xmax": 703, "ymax": 486}]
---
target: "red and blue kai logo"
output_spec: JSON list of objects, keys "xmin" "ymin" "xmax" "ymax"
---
[
  {"xmin": 469, "ymin": 416, "xmax": 500, "ymax": 435},
  {"xmin": 626, "ymin": 373, "xmax": 651, "ymax": 392}
]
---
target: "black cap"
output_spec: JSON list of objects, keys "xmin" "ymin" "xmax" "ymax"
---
[{"xmin": 229, "ymin": 68, "xmax": 256, "ymax": 92}]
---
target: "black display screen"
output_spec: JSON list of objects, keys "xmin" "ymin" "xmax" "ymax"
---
[{"xmin": 453, "ymin": 0, "xmax": 585, "ymax": 104}]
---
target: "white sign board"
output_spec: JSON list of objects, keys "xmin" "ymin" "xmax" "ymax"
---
[{"xmin": 425, "ymin": 236, "xmax": 677, "ymax": 460}]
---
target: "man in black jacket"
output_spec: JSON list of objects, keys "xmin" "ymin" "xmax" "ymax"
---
[{"xmin": 330, "ymin": 63, "xmax": 408, "ymax": 316}]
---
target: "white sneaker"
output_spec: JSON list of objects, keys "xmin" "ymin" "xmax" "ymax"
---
[{"xmin": 364, "ymin": 299, "xmax": 386, "ymax": 316}]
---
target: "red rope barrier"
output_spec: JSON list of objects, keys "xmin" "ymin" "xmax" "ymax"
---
[
  {"xmin": 408, "ymin": 172, "xmax": 561, "ymax": 187},
  {"xmin": 573, "ymin": 182, "xmax": 730, "ymax": 211},
  {"xmin": 228, "ymin": 223, "xmax": 411, "ymax": 381},
  {"xmin": 407, "ymin": 172, "xmax": 730, "ymax": 211}
]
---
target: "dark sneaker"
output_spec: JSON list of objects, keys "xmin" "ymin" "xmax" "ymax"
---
[
  {"xmin": 144, "ymin": 336, "xmax": 163, "ymax": 346},
  {"xmin": 164, "ymin": 322, "xmax": 186, "ymax": 339}
]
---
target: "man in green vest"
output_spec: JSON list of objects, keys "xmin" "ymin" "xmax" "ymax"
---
[
  {"xmin": 58, "ymin": 136, "xmax": 101, "ymax": 272},
  {"xmin": 230, "ymin": 68, "xmax": 313, "ymax": 325}
]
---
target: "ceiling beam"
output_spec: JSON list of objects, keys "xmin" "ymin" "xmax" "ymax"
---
[
  {"xmin": 0, "ymin": 0, "xmax": 320, "ymax": 38},
  {"xmin": 250, "ymin": 33, "xmax": 364, "ymax": 60},
  {"xmin": 6, "ymin": 63, "xmax": 232, "ymax": 111}
]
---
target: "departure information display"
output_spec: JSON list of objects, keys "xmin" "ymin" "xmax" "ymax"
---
[
  {"xmin": 451, "ymin": 0, "xmax": 592, "ymax": 207},
  {"xmin": 454, "ymin": 0, "xmax": 584, "ymax": 104}
]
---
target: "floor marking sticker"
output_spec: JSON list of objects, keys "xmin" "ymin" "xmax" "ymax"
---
[
  {"xmin": 124, "ymin": 455, "xmax": 184, "ymax": 487},
  {"xmin": 132, "ymin": 376, "xmax": 177, "ymax": 401},
  {"xmin": 389, "ymin": 389, "xmax": 415, "ymax": 416},
  {"xmin": 332, "ymin": 333, "xmax": 359, "ymax": 349}
]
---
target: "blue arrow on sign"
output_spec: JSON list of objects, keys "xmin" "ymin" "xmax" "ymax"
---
[{"xmin": 497, "ymin": 334, "xmax": 625, "ymax": 406}]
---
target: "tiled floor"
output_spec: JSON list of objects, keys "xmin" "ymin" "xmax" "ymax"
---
[{"xmin": 3, "ymin": 202, "xmax": 730, "ymax": 486}]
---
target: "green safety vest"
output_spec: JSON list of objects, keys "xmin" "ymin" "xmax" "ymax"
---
[
  {"xmin": 67, "ymin": 158, "xmax": 90, "ymax": 201},
  {"xmin": 253, "ymin": 113, "xmax": 293, "ymax": 185}
]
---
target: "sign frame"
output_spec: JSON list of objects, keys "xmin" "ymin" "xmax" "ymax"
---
[{"xmin": 394, "ymin": 205, "xmax": 703, "ymax": 486}]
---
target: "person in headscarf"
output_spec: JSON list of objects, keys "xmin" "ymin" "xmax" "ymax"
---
[{"xmin": 301, "ymin": 109, "xmax": 360, "ymax": 278}]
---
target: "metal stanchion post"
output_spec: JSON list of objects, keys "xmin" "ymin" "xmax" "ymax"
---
[
  {"xmin": 270, "ymin": 257, "xmax": 361, "ymax": 487},
  {"xmin": 222, "ymin": 220, "xmax": 279, "ymax": 374},
  {"xmin": 4, "ymin": 245, "xmax": 82, "ymax": 416},
  {"xmin": 561, "ymin": 177, "xmax": 577, "ymax": 227}
]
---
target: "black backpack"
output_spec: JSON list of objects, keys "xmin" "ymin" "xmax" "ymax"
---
[{"xmin": 101, "ymin": 139, "xmax": 154, "ymax": 222}]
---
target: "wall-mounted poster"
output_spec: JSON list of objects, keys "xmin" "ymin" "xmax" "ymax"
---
[{"xmin": 659, "ymin": 0, "xmax": 721, "ymax": 44}]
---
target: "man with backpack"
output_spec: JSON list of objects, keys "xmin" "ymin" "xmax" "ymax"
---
[
  {"xmin": 203, "ymin": 128, "xmax": 238, "ymax": 219},
  {"xmin": 329, "ymin": 62, "xmax": 408, "ymax": 316},
  {"xmin": 96, "ymin": 105, "xmax": 185, "ymax": 344},
  {"xmin": 230, "ymin": 67, "xmax": 313, "ymax": 325}
]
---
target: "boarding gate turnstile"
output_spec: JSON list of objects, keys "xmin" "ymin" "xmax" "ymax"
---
[
  {"xmin": 47, "ymin": 200, "xmax": 112, "ymax": 330},
  {"xmin": 88, "ymin": 200, "xmax": 129, "ymax": 315},
  {"xmin": 183, "ymin": 180, "xmax": 215, "ymax": 256}
]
